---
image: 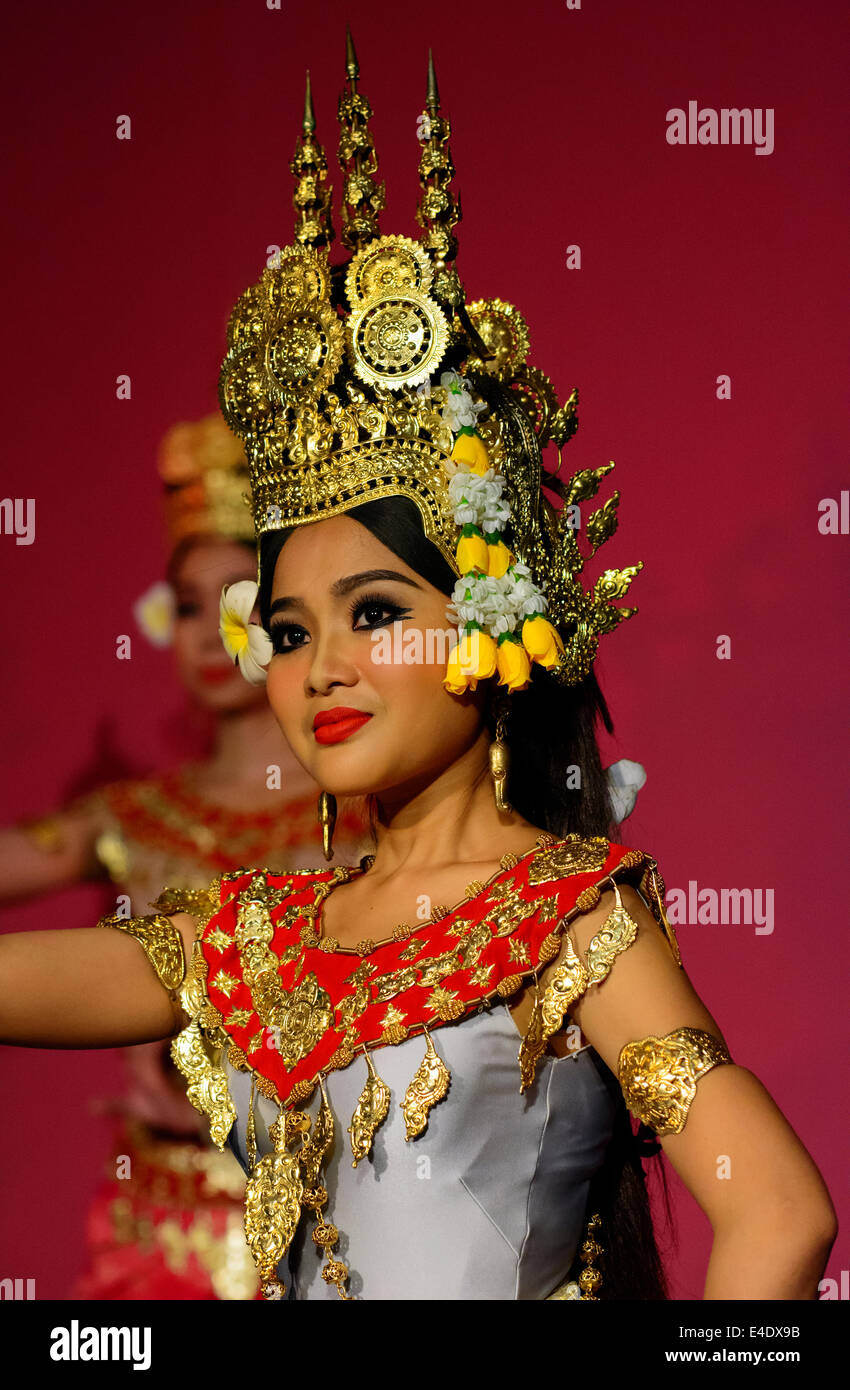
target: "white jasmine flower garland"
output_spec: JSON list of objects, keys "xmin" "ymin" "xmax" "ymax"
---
[{"xmin": 439, "ymin": 371, "xmax": 567, "ymax": 694}]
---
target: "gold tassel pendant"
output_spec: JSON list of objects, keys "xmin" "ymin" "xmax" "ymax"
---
[
  {"xmin": 348, "ymin": 1048, "xmax": 391, "ymax": 1167},
  {"xmin": 244, "ymin": 1108, "xmax": 304, "ymax": 1301},
  {"xmin": 583, "ymin": 882, "xmax": 639, "ymax": 984},
  {"xmin": 301, "ymin": 1078, "xmax": 353, "ymax": 1300},
  {"xmin": 400, "ymin": 1028, "xmax": 450, "ymax": 1141},
  {"xmin": 170, "ymin": 1021, "xmax": 236, "ymax": 1150},
  {"xmin": 246, "ymin": 1073, "xmax": 258, "ymax": 1169},
  {"xmin": 517, "ymin": 979, "xmax": 547, "ymax": 1094},
  {"xmin": 578, "ymin": 1213, "xmax": 604, "ymax": 1299},
  {"xmin": 517, "ymin": 936, "xmax": 590, "ymax": 1095},
  {"xmin": 297, "ymin": 1079, "xmax": 335, "ymax": 1191},
  {"xmin": 518, "ymin": 887, "xmax": 640, "ymax": 1093},
  {"xmin": 539, "ymin": 935, "xmax": 589, "ymax": 1039}
]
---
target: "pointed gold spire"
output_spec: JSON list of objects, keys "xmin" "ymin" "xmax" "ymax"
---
[
  {"xmin": 291, "ymin": 69, "xmax": 335, "ymax": 249},
  {"xmin": 345, "ymin": 24, "xmax": 358, "ymax": 86},
  {"xmin": 337, "ymin": 27, "xmax": 385, "ymax": 251},
  {"xmin": 426, "ymin": 48, "xmax": 439, "ymax": 115},
  {"xmin": 303, "ymin": 68, "xmax": 316, "ymax": 135},
  {"xmin": 416, "ymin": 50, "xmax": 463, "ymax": 307}
]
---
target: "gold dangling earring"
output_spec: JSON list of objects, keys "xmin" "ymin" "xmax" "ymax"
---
[
  {"xmin": 318, "ymin": 790, "xmax": 337, "ymax": 861},
  {"xmin": 489, "ymin": 698, "xmax": 512, "ymax": 813}
]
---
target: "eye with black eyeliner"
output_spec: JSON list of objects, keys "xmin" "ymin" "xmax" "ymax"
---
[
  {"xmin": 350, "ymin": 591, "xmax": 412, "ymax": 629},
  {"xmin": 270, "ymin": 620, "xmax": 309, "ymax": 655},
  {"xmin": 269, "ymin": 591, "xmax": 413, "ymax": 655}
]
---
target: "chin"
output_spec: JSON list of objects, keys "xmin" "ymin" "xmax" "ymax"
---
[{"xmin": 304, "ymin": 745, "xmax": 385, "ymax": 798}]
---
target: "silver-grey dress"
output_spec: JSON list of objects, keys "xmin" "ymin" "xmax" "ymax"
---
[{"xmin": 224, "ymin": 1005, "xmax": 619, "ymax": 1300}]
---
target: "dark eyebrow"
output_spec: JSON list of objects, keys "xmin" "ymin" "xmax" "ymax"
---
[{"xmin": 269, "ymin": 569, "xmax": 423, "ymax": 617}]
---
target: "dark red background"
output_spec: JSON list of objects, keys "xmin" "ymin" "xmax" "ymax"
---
[{"xmin": 0, "ymin": 0, "xmax": 846, "ymax": 1300}]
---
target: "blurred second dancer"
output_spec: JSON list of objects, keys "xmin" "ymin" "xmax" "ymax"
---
[{"xmin": 1, "ymin": 414, "xmax": 369, "ymax": 1298}]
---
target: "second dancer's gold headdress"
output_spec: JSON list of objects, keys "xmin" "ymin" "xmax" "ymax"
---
[
  {"xmin": 158, "ymin": 414, "xmax": 254, "ymax": 546},
  {"xmin": 218, "ymin": 32, "xmax": 641, "ymax": 692}
]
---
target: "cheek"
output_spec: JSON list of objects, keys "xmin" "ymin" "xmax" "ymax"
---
[
  {"xmin": 368, "ymin": 635, "xmax": 458, "ymax": 719},
  {"xmin": 265, "ymin": 658, "xmax": 304, "ymax": 732},
  {"xmin": 170, "ymin": 623, "xmax": 197, "ymax": 668}
]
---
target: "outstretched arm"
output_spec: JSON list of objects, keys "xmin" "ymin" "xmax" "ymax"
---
[
  {"xmin": 0, "ymin": 913, "xmax": 196, "ymax": 1048},
  {"xmin": 0, "ymin": 805, "xmax": 104, "ymax": 902},
  {"xmin": 538, "ymin": 884, "xmax": 837, "ymax": 1299}
]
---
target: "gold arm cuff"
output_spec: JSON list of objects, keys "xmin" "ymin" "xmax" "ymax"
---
[
  {"xmin": 617, "ymin": 1026, "xmax": 733, "ymax": 1136},
  {"xmin": 96, "ymin": 911, "xmax": 187, "ymax": 994}
]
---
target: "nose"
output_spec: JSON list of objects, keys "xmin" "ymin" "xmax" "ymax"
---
[
  {"xmin": 201, "ymin": 599, "xmax": 229, "ymax": 656},
  {"xmin": 305, "ymin": 620, "xmax": 360, "ymax": 697}
]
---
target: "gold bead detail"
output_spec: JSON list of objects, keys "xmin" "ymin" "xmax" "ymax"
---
[
  {"xmin": 256, "ymin": 1074, "xmax": 279, "ymax": 1102},
  {"xmin": 496, "ymin": 973, "xmax": 523, "ymax": 998},
  {"xmin": 289, "ymin": 1078, "xmax": 317, "ymax": 1104},
  {"xmin": 575, "ymin": 884, "xmax": 602, "ymax": 913},
  {"xmin": 538, "ymin": 931, "xmax": 562, "ymax": 965},
  {"xmin": 619, "ymin": 849, "xmax": 645, "ymax": 870}
]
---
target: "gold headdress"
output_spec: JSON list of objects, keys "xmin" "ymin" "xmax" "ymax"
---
[
  {"xmin": 158, "ymin": 414, "xmax": 254, "ymax": 546},
  {"xmin": 132, "ymin": 415, "xmax": 254, "ymax": 650},
  {"xmin": 217, "ymin": 34, "xmax": 641, "ymax": 690}
]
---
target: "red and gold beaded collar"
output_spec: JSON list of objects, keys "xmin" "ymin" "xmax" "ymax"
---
[
  {"xmin": 165, "ymin": 833, "xmax": 679, "ymax": 1300},
  {"xmin": 178, "ymin": 833, "xmax": 671, "ymax": 1110}
]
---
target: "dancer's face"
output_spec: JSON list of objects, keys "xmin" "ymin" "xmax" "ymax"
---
[
  {"xmin": 171, "ymin": 539, "xmax": 267, "ymax": 712},
  {"xmin": 264, "ymin": 514, "xmax": 487, "ymax": 798}
]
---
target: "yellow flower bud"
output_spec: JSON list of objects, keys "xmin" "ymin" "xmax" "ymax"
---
[
  {"xmin": 451, "ymin": 432, "xmax": 490, "ymax": 476},
  {"xmin": 443, "ymin": 647, "xmax": 473, "ymax": 695},
  {"xmin": 486, "ymin": 538, "xmax": 513, "ymax": 579},
  {"xmin": 521, "ymin": 615, "xmax": 565, "ymax": 670},
  {"xmin": 496, "ymin": 636, "xmax": 532, "ymax": 692},
  {"xmin": 455, "ymin": 530, "xmax": 489, "ymax": 575},
  {"xmin": 443, "ymin": 628, "xmax": 498, "ymax": 693}
]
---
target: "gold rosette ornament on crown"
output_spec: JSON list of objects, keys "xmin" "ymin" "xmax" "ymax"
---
[{"xmin": 217, "ymin": 32, "xmax": 642, "ymax": 693}]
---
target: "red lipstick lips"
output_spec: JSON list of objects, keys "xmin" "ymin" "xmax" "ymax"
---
[
  {"xmin": 198, "ymin": 665, "xmax": 237, "ymax": 686},
  {"xmin": 312, "ymin": 706, "xmax": 372, "ymax": 745}
]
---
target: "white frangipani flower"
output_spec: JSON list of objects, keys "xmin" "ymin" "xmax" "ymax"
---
[
  {"xmin": 606, "ymin": 759, "xmax": 647, "ymax": 823},
  {"xmin": 219, "ymin": 580, "xmax": 273, "ymax": 685},
  {"xmin": 133, "ymin": 581, "xmax": 175, "ymax": 648}
]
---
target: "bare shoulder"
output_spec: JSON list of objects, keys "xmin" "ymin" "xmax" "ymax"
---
[{"xmin": 552, "ymin": 880, "xmax": 727, "ymax": 1076}]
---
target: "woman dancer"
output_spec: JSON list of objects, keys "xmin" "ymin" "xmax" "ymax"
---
[{"xmin": 0, "ymin": 44, "xmax": 836, "ymax": 1299}]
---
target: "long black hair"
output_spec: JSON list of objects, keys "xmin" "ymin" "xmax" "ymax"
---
[{"xmin": 258, "ymin": 494, "xmax": 673, "ymax": 1299}]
